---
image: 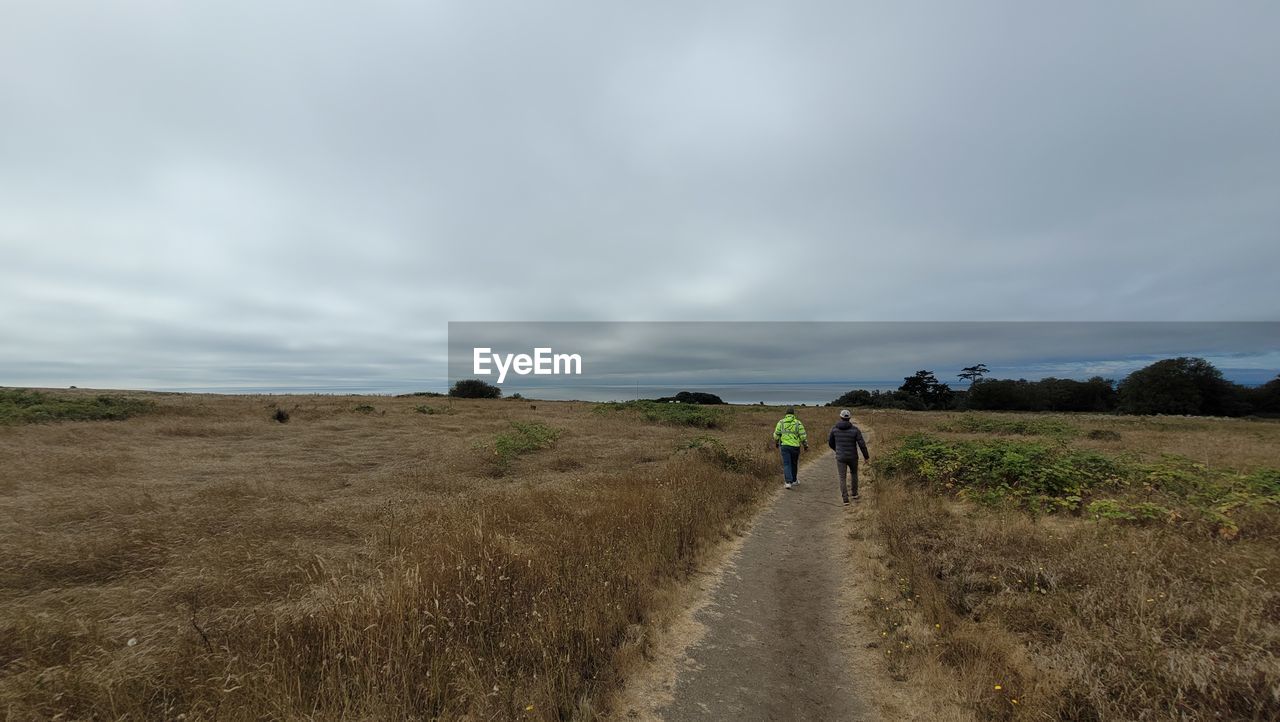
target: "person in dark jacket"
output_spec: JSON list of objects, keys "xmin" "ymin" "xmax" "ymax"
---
[{"xmin": 827, "ymin": 409, "xmax": 870, "ymax": 504}]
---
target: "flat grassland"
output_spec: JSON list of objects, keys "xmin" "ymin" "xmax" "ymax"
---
[
  {"xmin": 0, "ymin": 391, "xmax": 782, "ymax": 719},
  {"xmin": 859, "ymin": 409, "xmax": 1280, "ymax": 720}
]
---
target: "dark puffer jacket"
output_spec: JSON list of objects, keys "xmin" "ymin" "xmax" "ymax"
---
[{"xmin": 827, "ymin": 420, "xmax": 869, "ymax": 462}]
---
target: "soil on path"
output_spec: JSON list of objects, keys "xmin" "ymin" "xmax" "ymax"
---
[{"xmin": 612, "ymin": 445, "xmax": 901, "ymax": 721}]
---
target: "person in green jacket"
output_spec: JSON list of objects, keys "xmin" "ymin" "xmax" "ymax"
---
[{"xmin": 773, "ymin": 407, "xmax": 808, "ymax": 489}]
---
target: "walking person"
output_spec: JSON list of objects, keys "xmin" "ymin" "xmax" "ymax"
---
[
  {"xmin": 827, "ymin": 409, "xmax": 870, "ymax": 504},
  {"xmin": 773, "ymin": 406, "xmax": 808, "ymax": 489}
]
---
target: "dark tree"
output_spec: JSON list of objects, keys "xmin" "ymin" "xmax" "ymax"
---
[
  {"xmin": 831, "ymin": 389, "xmax": 876, "ymax": 407},
  {"xmin": 1117, "ymin": 357, "xmax": 1243, "ymax": 416},
  {"xmin": 1251, "ymin": 375, "xmax": 1280, "ymax": 415},
  {"xmin": 899, "ymin": 370, "xmax": 954, "ymax": 410},
  {"xmin": 958, "ymin": 364, "xmax": 990, "ymax": 385},
  {"xmin": 965, "ymin": 378, "xmax": 1038, "ymax": 411},
  {"xmin": 449, "ymin": 379, "xmax": 503, "ymax": 399},
  {"xmin": 654, "ymin": 391, "xmax": 726, "ymax": 405}
]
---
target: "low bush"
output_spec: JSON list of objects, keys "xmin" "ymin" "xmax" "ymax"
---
[
  {"xmin": 880, "ymin": 434, "xmax": 1280, "ymax": 535},
  {"xmin": 476, "ymin": 421, "xmax": 563, "ymax": 474},
  {"xmin": 677, "ymin": 435, "xmax": 767, "ymax": 475},
  {"xmin": 938, "ymin": 416, "xmax": 1078, "ymax": 437},
  {"xmin": 593, "ymin": 400, "xmax": 728, "ymax": 429},
  {"xmin": 449, "ymin": 379, "xmax": 502, "ymax": 399},
  {"xmin": 0, "ymin": 389, "xmax": 155, "ymax": 424},
  {"xmin": 879, "ymin": 434, "xmax": 1123, "ymax": 513}
]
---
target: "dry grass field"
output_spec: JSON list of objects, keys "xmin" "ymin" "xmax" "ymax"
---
[
  {"xmin": 0, "ymin": 390, "xmax": 787, "ymax": 719},
  {"xmin": 856, "ymin": 409, "xmax": 1280, "ymax": 720}
]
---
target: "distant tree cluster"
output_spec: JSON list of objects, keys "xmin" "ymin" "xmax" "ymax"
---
[
  {"xmin": 830, "ymin": 371, "xmax": 954, "ymax": 411},
  {"xmin": 828, "ymin": 358, "xmax": 1280, "ymax": 417},
  {"xmin": 1115, "ymin": 357, "xmax": 1262, "ymax": 417},
  {"xmin": 967, "ymin": 376, "xmax": 1116, "ymax": 412},
  {"xmin": 650, "ymin": 391, "xmax": 726, "ymax": 405},
  {"xmin": 828, "ymin": 388, "xmax": 912, "ymax": 410}
]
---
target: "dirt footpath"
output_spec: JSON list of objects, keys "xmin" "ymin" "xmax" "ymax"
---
[{"xmin": 613, "ymin": 447, "xmax": 894, "ymax": 721}]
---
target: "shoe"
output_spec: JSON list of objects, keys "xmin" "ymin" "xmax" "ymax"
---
[
  {"xmin": 842, "ymin": 499, "xmax": 850, "ymax": 505},
  {"xmin": 785, "ymin": 483, "xmax": 793, "ymax": 489},
  {"xmin": 851, "ymin": 494, "xmax": 861, "ymax": 501}
]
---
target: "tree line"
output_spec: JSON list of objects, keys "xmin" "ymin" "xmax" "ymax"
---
[{"xmin": 830, "ymin": 357, "xmax": 1280, "ymax": 417}]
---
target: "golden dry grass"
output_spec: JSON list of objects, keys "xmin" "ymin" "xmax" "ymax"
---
[
  {"xmin": 855, "ymin": 409, "xmax": 1280, "ymax": 720},
  {"xmin": 0, "ymin": 391, "xmax": 789, "ymax": 719}
]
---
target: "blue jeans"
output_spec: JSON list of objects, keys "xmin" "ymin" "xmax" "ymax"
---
[{"xmin": 780, "ymin": 445, "xmax": 800, "ymax": 483}]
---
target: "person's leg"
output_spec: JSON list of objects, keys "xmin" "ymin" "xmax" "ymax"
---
[
  {"xmin": 780, "ymin": 446, "xmax": 794, "ymax": 485},
  {"xmin": 850, "ymin": 460, "xmax": 860, "ymax": 498},
  {"xmin": 837, "ymin": 459, "xmax": 849, "ymax": 502},
  {"xmin": 785, "ymin": 447, "xmax": 800, "ymax": 483}
]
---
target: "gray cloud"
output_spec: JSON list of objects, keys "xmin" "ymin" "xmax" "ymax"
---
[
  {"xmin": 447, "ymin": 322, "xmax": 1280, "ymax": 401},
  {"xmin": 2, "ymin": 2, "xmax": 1278, "ymax": 391}
]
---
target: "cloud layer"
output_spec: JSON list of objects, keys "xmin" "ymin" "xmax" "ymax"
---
[{"xmin": 3, "ymin": 2, "xmax": 1278, "ymax": 390}]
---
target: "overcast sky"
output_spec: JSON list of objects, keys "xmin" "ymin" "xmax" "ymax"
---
[
  {"xmin": 2, "ymin": 2, "xmax": 1278, "ymax": 391},
  {"xmin": 448, "ymin": 322, "xmax": 1280, "ymax": 402}
]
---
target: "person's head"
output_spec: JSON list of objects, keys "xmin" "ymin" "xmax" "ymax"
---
[
  {"xmin": 839, "ymin": 409, "xmax": 851, "ymax": 420},
  {"xmin": 785, "ymin": 406, "xmax": 795, "ymax": 415}
]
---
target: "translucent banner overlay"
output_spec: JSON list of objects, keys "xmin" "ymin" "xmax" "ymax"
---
[{"xmin": 447, "ymin": 322, "xmax": 1280, "ymax": 404}]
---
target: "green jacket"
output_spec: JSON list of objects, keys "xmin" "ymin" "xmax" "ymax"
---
[{"xmin": 773, "ymin": 414, "xmax": 807, "ymax": 447}]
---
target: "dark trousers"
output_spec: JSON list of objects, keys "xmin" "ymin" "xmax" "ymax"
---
[
  {"xmin": 780, "ymin": 445, "xmax": 800, "ymax": 483},
  {"xmin": 837, "ymin": 458, "xmax": 859, "ymax": 500}
]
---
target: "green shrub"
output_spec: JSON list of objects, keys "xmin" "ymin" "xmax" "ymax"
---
[
  {"xmin": 478, "ymin": 421, "xmax": 562, "ymax": 473},
  {"xmin": 881, "ymin": 434, "xmax": 1280, "ymax": 535},
  {"xmin": 1086, "ymin": 499, "xmax": 1171, "ymax": 523},
  {"xmin": 939, "ymin": 415, "xmax": 1078, "ymax": 437},
  {"xmin": 353, "ymin": 404, "xmax": 376, "ymax": 414},
  {"xmin": 0, "ymin": 389, "xmax": 155, "ymax": 424},
  {"xmin": 1242, "ymin": 468, "xmax": 1280, "ymax": 496},
  {"xmin": 879, "ymin": 434, "xmax": 1123, "ymax": 512},
  {"xmin": 592, "ymin": 400, "xmax": 728, "ymax": 428},
  {"xmin": 679, "ymin": 435, "xmax": 746, "ymax": 472},
  {"xmin": 1086, "ymin": 498, "xmax": 1134, "ymax": 520}
]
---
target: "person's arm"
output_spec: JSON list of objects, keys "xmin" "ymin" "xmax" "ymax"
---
[
  {"xmin": 827, "ymin": 428, "xmax": 836, "ymax": 450},
  {"xmin": 773, "ymin": 420, "xmax": 782, "ymax": 448},
  {"xmin": 857, "ymin": 430, "xmax": 870, "ymax": 460},
  {"xmin": 799, "ymin": 422, "xmax": 808, "ymax": 449}
]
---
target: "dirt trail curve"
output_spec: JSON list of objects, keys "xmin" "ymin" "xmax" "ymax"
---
[{"xmin": 614, "ymin": 443, "xmax": 887, "ymax": 721}]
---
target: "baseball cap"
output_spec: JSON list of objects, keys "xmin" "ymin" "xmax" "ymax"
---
[{"xmin": 839, "ymin": 409, "xmax": 851, "ymax": 419}]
